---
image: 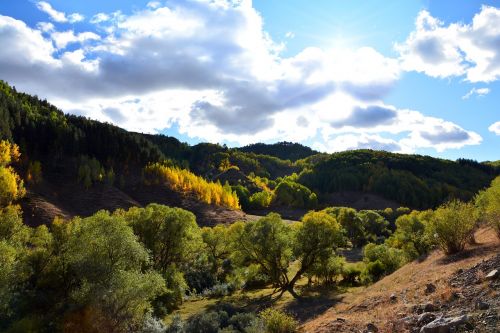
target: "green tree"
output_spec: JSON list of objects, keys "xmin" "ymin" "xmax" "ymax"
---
[
  {"xmin": 358, "ymin": 210, "xmax": 389, "ymax": 243},
  {"xmin": 289, "ymin": 211, "xmax": 344, "ymax": 296},
  {"xmin": 363, "ymin": 243, "xmax": 404, "ymax": 281},
  {"xmin": 201, "ymin": 225, "xmax": 231, "ymax": 278},
  {"xmin": 475, "ymin": 176, "xmax": 500, "ymax": 238},
  {"xmin": 426, "ymin": 200, "xmax": 478, "ymax": 254},
  {"xmin": 386, "ymin": 210, "xmax": 433, "ymax": 261},
  {"xmin": 325, "ymin": 207, "xmax": 365, "ymax": 247},
  {"xmin": 230, "ymin": 214, "xmax": 293, "ymax": 294},
  {"xmin": 122, "ymin": 204, "xmax": 202, "ymax": 311},
  {"xmin": 123, "ymin": 204, "xmax": 202, "ymax": 273}
]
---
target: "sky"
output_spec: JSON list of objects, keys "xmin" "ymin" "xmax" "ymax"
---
[{"xmin": 0, "ymin": 1, "xmax": 499, "ymax": 161}]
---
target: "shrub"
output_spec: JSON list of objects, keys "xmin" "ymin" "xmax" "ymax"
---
[
  {"xmin": 273, "ymin": 180, "xmax": 317, "ymax": 209},
  {"xmin": 341, "ymin": 262, "xmax": 364, "ymax": 285},
  {"xmin": 165, "ymin": 313, "xmax": 184, "ymax": 333},
  {"xmin": 184, "ymin": 311, "xmax": 228, "ymax": 333},
  {"xmin": 259, "ymin": 308, "xmax": 298, "ymax": 333},
  {"xmin": 362, "ymin": 243, "xmax": 404, "ymax": 281},
  {"xmin": 475, "ymin": 176, "xmax": 500, "ymax": 238},
  {"xmin": 386, "ymin": 210, "xmax": 433, "ymax": 261},
  {"xmin": 307, "ymin": 255, "xmax": 346, "ymax": 285},
  {"xmin": 228, "ymin": 312, "xmax": 258, "ymax": 331},
  {"xmin": 426, "ymin": 200, "xmax": 478, "ymax": 254},
  {"xmin": 248, "ymin": 191, "xmax": 273, "ymax": 209}
]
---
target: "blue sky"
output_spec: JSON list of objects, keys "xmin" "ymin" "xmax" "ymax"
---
[{"xmin": 0, "ymin": 1, "xmax": 498, "ymax": 161}]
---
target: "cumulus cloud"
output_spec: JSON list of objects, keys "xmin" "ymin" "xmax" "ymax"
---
[
  {"xmin": 51, "ymin": 30, "xmax": 100, "ymax": 49},
  {"xmin": 0, "ymin": 0, "xmax": 486, "ymax": 153},
  {"xmin": 462, "ymin": 87, "xmax": 490, "ymax": 99},
  {"xmin": 315, "ymin": 134, "xmax": 404, "ymax": 153},
  {"xmin": 90, "ymin": 13, "xmax": 110, "ymax": 24},
  {"xmin": 397, "ymin": 6, "xmax": 500, "ymax": 82},
  {"xmin": 489, "ymin": 121, "xmax": 500, "ymax": 135},
  {"xmin": 330, "ymin": 105, "xmax": 397, "ymax": 128},
  {"xmin": 36, "ymin": 1, "xmax": 84, "ymax": 23}
]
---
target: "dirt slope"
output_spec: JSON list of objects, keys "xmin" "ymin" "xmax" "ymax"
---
[
  {"xmin": 302, "ymin": 228, "xmax": 500, "ymax": 333},
  {"xmin": 20, "ymin": 178, "xmax": 248, "ymax": 227}
]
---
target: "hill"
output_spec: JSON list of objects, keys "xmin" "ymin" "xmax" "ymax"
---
[
  {"xmin": 236, "ymin": 142, "xmax": 318, "ymax": 161},
  {"xmin": 0, "ymin": 80, "xmax": 498, "ymax": 225},
  {"xmin": 301, "ymin": 227, "xmax": 500, "ymax": 332}
]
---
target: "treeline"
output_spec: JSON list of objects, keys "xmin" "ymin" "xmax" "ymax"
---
[
  {"xmin": 298, "ymin": 150, "xmax": 498, "ymax": 209},
  {"xmin": 1, "ymin": 80, "xmax": 498, "ymax": 212},
  {"xmin": 236, "ymin": 141, "xmax": 318, "ymax": 162},
  {"xmin": 144, "ymin": 163, "xmax": 240, "ymax": 209},
  {"xmin": 0, "ymin": 81, "xmax": 165, "ymax": 171}
]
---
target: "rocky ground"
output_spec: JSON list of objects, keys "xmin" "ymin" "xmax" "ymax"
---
[
  {"xmin": 302, "ymin": 228, "xmax": 500, "ymax": 333},
  {"xmin": 399, "ymin": 254, "xmax": 499, "ymax": 333}
]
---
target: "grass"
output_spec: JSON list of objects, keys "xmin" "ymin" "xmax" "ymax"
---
[{"xmin": 166, "ymin": 260, "xmax": 348, "ymax": 324}]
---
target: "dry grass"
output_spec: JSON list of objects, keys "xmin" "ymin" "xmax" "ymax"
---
[{"xmin": 301, "ymin": 227, "xmax": 500, "ymax": 333}]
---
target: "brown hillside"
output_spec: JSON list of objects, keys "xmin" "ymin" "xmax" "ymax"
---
[
  {"xmin": 302, "ymin": 227, "xmax": 500, "ymax": 333},
  {"xmin": 20, "ymin": 178, "xmax": 248, "ymax": 227},
  {"xmin": 321, "ymin": 191, "xmax": 401, "ymax": 210}
]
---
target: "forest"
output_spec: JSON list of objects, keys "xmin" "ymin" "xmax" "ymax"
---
[{"xmin": 0, "ymin": 81, "xmax": 498, "ymax": 214}]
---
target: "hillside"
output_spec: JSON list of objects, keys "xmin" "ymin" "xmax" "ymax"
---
[
  {"xmin": 0, "ymin": 80, "xmax": 498, "ymax": 225},
  {"xmin": 236, "ymin": 142, "xmax": 318, "ymax": 162},
  {"xmin": 302, "ymin": 227, "xmax": 500, "ymax": 332}
]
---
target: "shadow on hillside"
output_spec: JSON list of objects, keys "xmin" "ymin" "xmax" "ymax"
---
[
  {"xmin": 437, "ymin": 243, "xmax": 499, "ymax": 265},
  {"xmin": 283, "ymin": 288, "xmax": 346, "ymax": 322},
  {"xmin": 200, "ymin": 286, "xmax": 345, "ymax": 323}
]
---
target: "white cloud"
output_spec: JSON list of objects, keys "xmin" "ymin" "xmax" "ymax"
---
[
  {"xmin": 90, "ymin": 13, "xmax": 110, "ymax": 24},
  {"xmin": 36, "ymin": 1, "xmax": 84, "ymax": 23},
  {"xmin": 50, "ymin": 30, "xmax": 100, "ymax": 49},
  {"xmin": 462, "ymin": 87, "xmax": 491, "ymax": 99},
  {"xmin": 147, "ymin": 1, "xmax": 162, "ymax": 9},
  {"xmin": 489, "ymin": 121, "xmax": 500, "ymax": 135},
  {"xmin": 68, "ymin": 13, "xmax": 85, "ymax": 23},
  {"xmin": 397, "ymin": 6, "xmax": 500, "ymax": 82},
  {"xmin": 0, "ymin": 1, "xmax": 485, "ymax": 154},
  {"xmin": 315, "ymin": 134, "xmax": 404, "ymax": 153},
  {"xmin": 36, "ymin": 21, "xmax": 54, "ymax": 33}
]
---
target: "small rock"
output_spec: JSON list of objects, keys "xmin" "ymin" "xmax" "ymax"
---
[
  {"xmin": 366, "ymin": 323, "xmax": 378, "ymax": 332},
  {"xmin": 390, "ymin": 293, "xmax": 397, "ymax": 302},
  {"xmin": 424, "ymin": 303, "xmax": 437, "ymax": 312},
  {"xmin": 420, "ymin": 315, "xmax": 468, "ymax": 333},
  {"xmin": 425, "ymin": 283, "xmax": 436, "ymax": 294},
  {"xmin": 336, "ymin": 317, "xmax": 346, "ymax": 322},
  {"xmin": 485, "ymin": 269, "xmax": 499, "ymax": 280},
  {"xmin": 476, "ymin": 301, "xmax": 489, "ymax": 310},
  {"xmin": 456, "ymin": 268, "xmax": 463, "ymax": 274},
  {"xmin": 417, "ymin": 313, "xmax": 436, "ymax": 326}
]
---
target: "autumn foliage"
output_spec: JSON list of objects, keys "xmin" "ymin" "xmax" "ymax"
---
[{"xmin": 144, "ymin": 163, "xmax": 240, "ymax": 209}]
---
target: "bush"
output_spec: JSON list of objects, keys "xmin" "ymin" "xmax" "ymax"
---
[
  {"xmin": 184, "ymin": 311, "xmax": 228, "ymax": 333},
  {"xmin": 476, "ymin": 176, "xmax": 500, "ymax": 238},
  {"xmin": 248, "ymin": 191, "xmax": 273, "ymax": 209},
  {"xmin": 307, "ymin": 255, "xmax": 346, "ymax": 285},
  {"xmin": 259, "ymin": 308, "xmax": 298, "ymax": 333},
  {"xmin": 201, "ymin": 283, "xmax": 234, "ymax": 298},
  {"xmin": 273, "ymin": 180, "xmax": 317, "ymax": 209},
  {"xmin": 427, "ymin": 200, "xmax": 478, "ymax": 254},
  {"xmin": 363, "ymin": 243, "xmax": 404, "ymax": 281},
  {"xmin": 386, "ymin": 210, "xmax": 433, "ymax": 261},
  {"xmin": 341, "ymin": 262, "xmax": 364, "ymax": 285},
  {"xmin": 228, "ymin": 312, "xmax": 258, "ymax": 331}
]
